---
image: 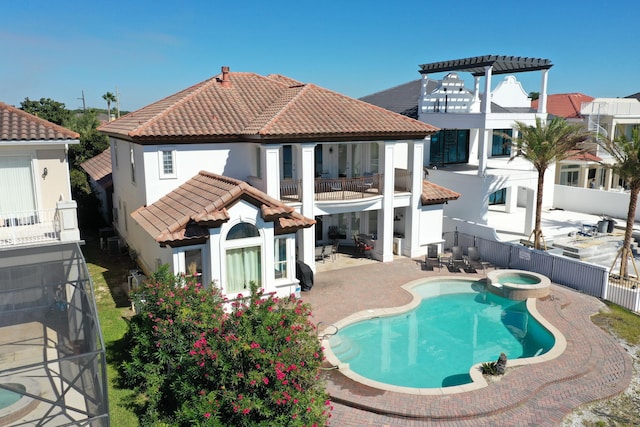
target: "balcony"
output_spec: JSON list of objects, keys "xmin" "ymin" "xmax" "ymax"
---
[
  {"xmin": 0, "ymin": 202, "xmax": 80, "ymax": 248},
  {"xmin": 280, "ymin": 170, "xmax": 413, "ymax": 202}
]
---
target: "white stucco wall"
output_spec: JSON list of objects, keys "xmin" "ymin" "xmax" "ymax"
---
[
  {"xmin": 553, "ymin": 184, "xmax": 638, "ymax": 222},
  {"xmin": 491, "ymin": 76, "xmax": 531, "ymax": 108}
]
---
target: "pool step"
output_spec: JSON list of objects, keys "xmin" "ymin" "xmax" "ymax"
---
[{"xmin": 328, "ymin": 336, "xmax": 360, "ymax": 363}]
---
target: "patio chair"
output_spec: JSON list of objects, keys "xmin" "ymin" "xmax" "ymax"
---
[
  {"xmin": 423, "ymin": 244, "xmax": 441, "ymax": 271},
  {"xmin": 466, "ymin": 246, "xmax": 492, "ymax": 273},
  {"xmin": 450, "ymin": 246, "xmax": 466, "ymax": 269},
  {"xmin": 330, "ymin": 241, "xmax": 340, "ymax": 262},
  {"xmin": 315, "ymin": 245, "xmax": 328, "ymax": 263}
]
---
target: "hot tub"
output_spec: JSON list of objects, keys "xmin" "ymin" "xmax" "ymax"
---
[
  {"xmin": 0, "ymin": 377, "xmax": 40, "ymax": 425},
  {"xmin": 486, "ymin": 269, "xmax": 550, "ymax": 300}
]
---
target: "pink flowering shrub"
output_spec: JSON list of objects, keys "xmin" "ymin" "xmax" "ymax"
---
[{"xmin": 120, "ymin": 265, "xmax": 331, "ymax": 426}]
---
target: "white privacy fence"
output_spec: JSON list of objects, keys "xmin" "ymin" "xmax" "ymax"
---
[{"xmin": 443, "ymin": 231, "xmax": 640, "ymax": 313}]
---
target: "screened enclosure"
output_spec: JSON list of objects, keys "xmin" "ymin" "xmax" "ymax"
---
[{"xmin": 0, "ymin": 242, "xmax": 109, "ymax": 426}]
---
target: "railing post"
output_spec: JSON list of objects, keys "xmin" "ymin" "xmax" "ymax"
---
[{"xmin": 56, "ymin": 200, "xmax": 81, "ymax": 242}]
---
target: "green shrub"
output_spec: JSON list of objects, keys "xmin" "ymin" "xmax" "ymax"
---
[{"xmin": 121, "ymin": 266, "xmax": 331, "ymax": 426}]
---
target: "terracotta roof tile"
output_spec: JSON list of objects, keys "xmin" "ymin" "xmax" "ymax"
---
[
  {"xmin": 80, "ymin": 148, "xmax": 112, "ymax": 189},
  {"xmin": 421, "ymin": 180, "xmax": 461, "ymax": 205},
  {"xmin": 131, "ymin": 171, "xmax": 315, "ymax": 247},
  {"xmin": 98, "ymin": 69, "xmax": 438, "ymax": 143},
  {"xmin": 532, "ymin": 93, "xmax": 594, "ymax": 119},
  {"xmin": 0, "ymin": 102, "xmax": 79, "ymax": 142},
  {"xmin": 566, "ymin": 150, "xmax": 602, "ymax": 162}
]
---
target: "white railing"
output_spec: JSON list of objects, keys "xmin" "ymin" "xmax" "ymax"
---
[{"xmin": 0, "ymin": 208, "xmax": 60, "ymax": 247}]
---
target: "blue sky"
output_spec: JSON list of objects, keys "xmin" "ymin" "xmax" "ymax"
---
[{"xmin": 2, "ymin": 0, "xmax": 638, "ymax": 112}]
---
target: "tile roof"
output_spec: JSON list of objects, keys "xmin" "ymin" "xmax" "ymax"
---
[
  {"xmin": 565, "ymin": 150, "xmax": 602, "ymax": 162},
  {"xmin": 421, "ymin": 180, "xmax": 461, "ymax": 205},
  {"xmin": 359, "ymin": 79, "xmax": 434, "ymax": 119},
  {"xmin": 80, "ymin": 148, "xmax": 113, "ymax": 189},
  {"xmin": 98, "ymin": 68, "xmax": 438, "ymax": 143},
  {"xmin": 532, "ymin": 93, "xmax": 594, "ymax": 119},
  {"xmin": 131, "ymin": 171, "xmax": 315, "ymax": 247},
  {"xmin": 0, "ymin": 102, "xmax": 79, "ymax": 142}
]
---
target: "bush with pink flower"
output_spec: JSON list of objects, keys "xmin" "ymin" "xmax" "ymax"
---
[{"xmin": 120, "ymin": 265, "xmax": 331, "ymax": 426}]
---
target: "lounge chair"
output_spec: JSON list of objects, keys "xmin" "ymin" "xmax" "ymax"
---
[
  {"xmin": 423, "ymin": 244, "xmax": 441, "ymax": 271},
  {"xmin": 466, "ymin": 246, "xmax": 491, "ymax": 273},
  {"xmin": 450, "ymin": 246, "xmax": 466, "ymax": 270}
]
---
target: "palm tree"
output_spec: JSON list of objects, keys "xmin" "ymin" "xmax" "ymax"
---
[
  {"xmin": 597, "ymin": 127, "xmax": 640, "ymax": 278},
  {"xmin": 102, "ymin": 92, "xmax": 117, "ymax": 121},
  {"xmin": 510, "ymin": 117, "xmax": 590, "ymax": 249}
]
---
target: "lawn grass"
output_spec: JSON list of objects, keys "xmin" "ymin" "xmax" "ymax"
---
[
  {"xmin": 83, "ymin": 232, "xmax": 139, "ymax": 427},
  {"xmin": 592, "ymin": 301, "xmax": 640, "ymax": 346}
]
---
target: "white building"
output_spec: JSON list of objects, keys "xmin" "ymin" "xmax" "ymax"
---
[{"xmin": 98, "ymin": 67, "xmax": 460, "ymax": 299}]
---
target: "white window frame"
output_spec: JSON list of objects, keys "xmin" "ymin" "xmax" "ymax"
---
[
  {"xmin": 158, "ymin": 148, "xmax": 177, "ymax": 179},
  {"xmin": 222, "ymin": 221, "xmax": 264, "ymax": 296},
  {"xmin": 274, "ymin": 237, "xmax": 290, "ymax": 281},
  {"xmin": 130, "ymin": 145, "xmax": 136, "ymax": 185}
]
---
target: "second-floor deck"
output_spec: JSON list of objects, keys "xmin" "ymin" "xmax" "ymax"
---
[
  {"xmin": 279, "ymin": 171, "xmax": 411, "ymax": 202},
  {"xmin": 0, "ymin": 203, "xmax": 80, "ymax": 249}
]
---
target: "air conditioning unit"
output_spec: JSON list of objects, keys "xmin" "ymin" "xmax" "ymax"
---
[{"xmin": 128, "ymin": 271, "xmax": 146, "ymax": 293}]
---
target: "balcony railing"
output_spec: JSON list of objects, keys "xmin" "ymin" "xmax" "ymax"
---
[
  {"xmin": 280, "ymin": 174, "xmax": 383, "ymax": 202},
  {"xmin": 0, "ymin": 204, "xmax": 79, "ymax": 248}
]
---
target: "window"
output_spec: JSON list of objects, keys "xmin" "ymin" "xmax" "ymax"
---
[
  {"xmin": 370, "ymin": 143, "xmax": 379, "ymax": 173},
  {"xmin": 282, "ymin": 145, "xmax": 293, "ymax": 179},
  {"xmin": 159, "ymin": 149, "xmax": 176, "ymax": 178},
  {"xmin": 274, "ymin": 238, "xmax": 288, "ymax": 279},
  {"xmin": 429, "ymin": 129, "xmax": 469, "ymax": 165},
  {"xmin": 256, "ymin": 147, "xmax": 262, "ymax": 178},
  {"xmin": 489, "ymin": 188, "xmax": 506, "ymax": 205},
  {"xmin": 225, "ymin": 222, "xmax": 262, "ymax": 294},
  {"xmin": 492, "ymin": 129, "xmax": 512, "ymax": 157},
  {"xmin": 559, "ymin": 165, "xmax": 579, "ymax": 187},
  {"xmin": 0, "ymin": 156, "xmax": 36, "ymax": 217},
  {"xmin": 185, "ymin": 249, "xmax": 202, "ymax": 277},
  {"xmin": 314, "ymin": 145, "xmax": 323, "ymax": 177},
  {"xmin": 130, "ymin": 146, "xmax": 136, "ymax": 184}
]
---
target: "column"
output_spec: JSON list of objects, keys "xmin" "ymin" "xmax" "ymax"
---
[
  {"xmin": 263, "ymin": 145, "xmax": 281, "ymax": 198},
  {"xmin": 406, "ymin": 139, "xmax": 425, "ymax": 258},
  {"xmin": 299, "ymin": 143, "xmax": 317, "ymax": 271},
  {"xmin": 377, "ymin": 141, "xmax": 396, "ymax": 262},
  {"xmin": 478, "ymin": 66, "xmax": 493, "ymax": 177},
  {"xmin": 537, "ymin": 69, "xmax": 549, "ymax": 115}
]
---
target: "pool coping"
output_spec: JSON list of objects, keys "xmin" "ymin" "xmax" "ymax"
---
[{"xmin": 322, "ymin": 276, "xmax": 567, "ymax": 395}]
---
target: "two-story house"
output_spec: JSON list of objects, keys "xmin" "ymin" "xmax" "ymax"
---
[
  {"xmin": 0, "ymin": 102, "xmax": 108, "ymax": 425},
  {"xmin": 98, "ymin": 67, "xmax": 459, "ymax": 299}
]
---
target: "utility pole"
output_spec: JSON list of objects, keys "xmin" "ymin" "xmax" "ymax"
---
[{"xmin": 78, "ymin": 90, "xmax": 86, "ymax": 112}]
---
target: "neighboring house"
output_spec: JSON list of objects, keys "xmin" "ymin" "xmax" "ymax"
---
[
  {"xmin": 365, "ymin": 55, "xmax": 554, "ymax": 237},
  {"xmin": 98, "ymin": 67, "xmax": 459, "ymax": 298},
  {"xmin": 0, "ymin": 102, "xmax": 108, "ymax": 425},
  {"xmin": 80, "ymin": 148, "xmax": 113, "ymax": 224}
]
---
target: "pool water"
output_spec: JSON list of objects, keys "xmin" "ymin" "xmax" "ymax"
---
[
  {"xmin": 0, "ymin": 384, "xmax": 25, "ymax": 409},
  {"xmin": 498, "ymin": 273, "xmax": 540, "ymax": 285},
  {"xmin": 329, "ymin": 280, "xmax": 555, "ymax": 388}
]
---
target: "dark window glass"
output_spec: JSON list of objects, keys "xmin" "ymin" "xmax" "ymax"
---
[{"xmin": 227, "ymin": 222, "xmax": 260, "ymax": 240}]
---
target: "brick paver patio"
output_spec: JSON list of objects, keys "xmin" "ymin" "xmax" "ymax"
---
[{"xmin": 302, "ymin": 256, "xmax": 633, "ymax": 426}]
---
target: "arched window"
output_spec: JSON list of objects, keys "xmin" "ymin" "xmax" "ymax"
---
[{"xmin": 225, "ymin": 222, "xmax": 262, "ymax": 294}]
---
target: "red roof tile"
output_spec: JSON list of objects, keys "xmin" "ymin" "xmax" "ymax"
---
[
  {"xmin": 421, "ymin": 180, "xmax": 461, "ymax": 205},
  {"xmin": 98, "ymin": 68, "xmax": 438, "ymax": 143},
  {"xmin": 131, "ymin": 171, "xmax": 315, "ymax": 247},
  {"xmin": 566, "ymin": 150, "xmax": 602, "ymax": 162},
  {"xmin": 532, "ymin": 93, "xmax": 594, "ymax": 119},
  {"xmin": 0, "ymin": 102, "xmax": 79, "ymax": 142},
  {"xmin": 80, "ymin": 149, "xmax": 112, "ymax": 189}
]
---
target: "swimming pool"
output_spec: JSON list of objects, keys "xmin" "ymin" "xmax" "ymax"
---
[
  {"xmin": 324, "ymin": 278, "xmax": 566, "ymax": 394},
  {"xmin": 0, "ymin": 385, "xmax": 24, "ymax": 409}
]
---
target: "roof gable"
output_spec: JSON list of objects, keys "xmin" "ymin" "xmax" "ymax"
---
[
  {"xmin": 98, "ymin": 68, "xmax": 438, "ymax": 143},
  {"xmin": 131, "ymin": 171, "xmax": 315, "ymax": 247},
  {"xmin": 0, "ymin": 102, "xmax": 79, "ymax": 142}
]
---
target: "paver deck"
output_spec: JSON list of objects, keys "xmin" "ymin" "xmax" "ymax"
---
[{"xmin": 302, "ymin": 256, "xmax": 633, "ymax": 426}]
